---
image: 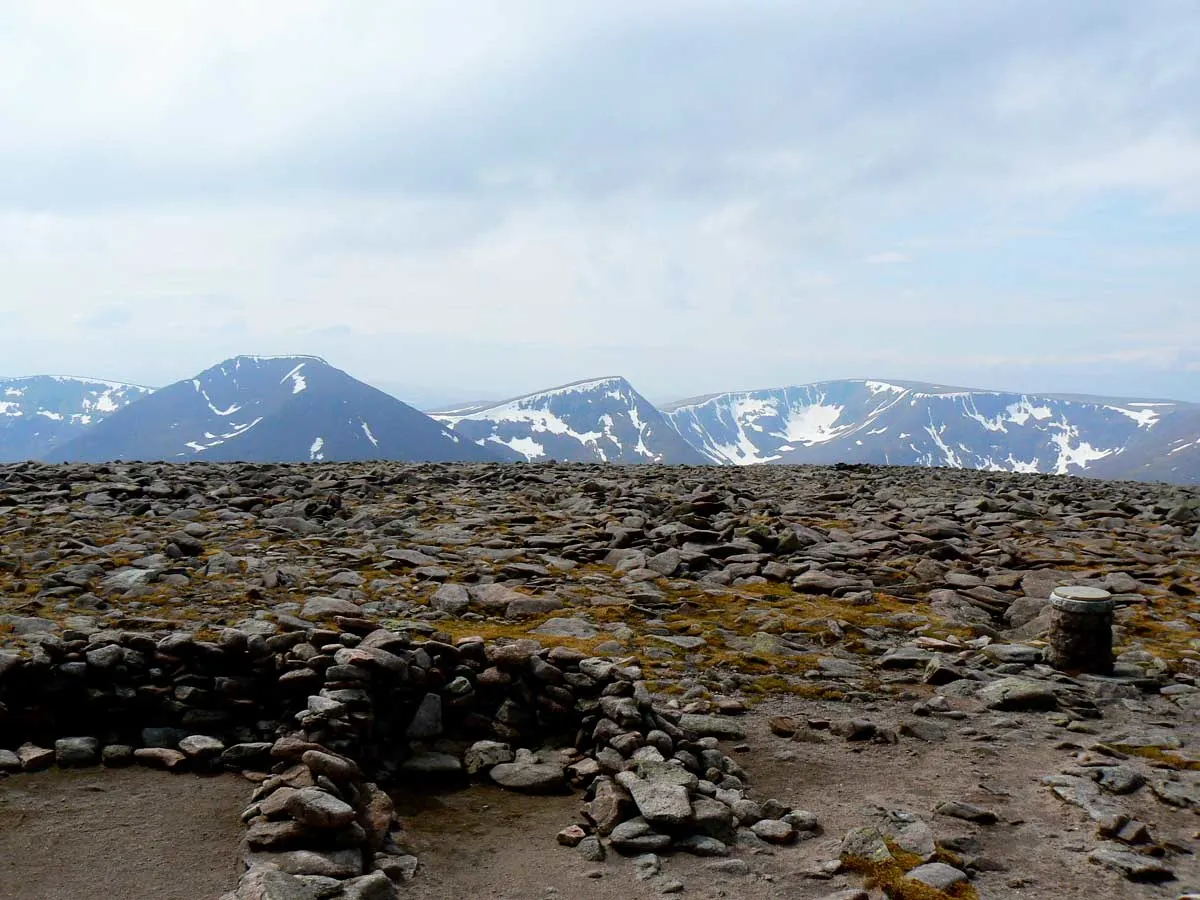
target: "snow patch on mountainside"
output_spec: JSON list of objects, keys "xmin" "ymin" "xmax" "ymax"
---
[
  {"xmin": 282, "ymin": 364, "xmax": 308, "ymax": 394},
  {"xmin": 663, "ymin": 378, "xmax": 1195, "ymax": 480},
  {"xmin": 0, "ymin": 375, "xmax": 156, "ymax": 461},
  {"xmin": 436, "ymin": 375, "xmax": 706, "ymax": 464},
  {"xmin": 491, "ymin": 435, "xmax": 546, "ymax": 459},
  {"xmin": 781, "ymin": 402, "xmax": 846, "ymax": 444},
  {"xmin": 1108, "ymin": 405, "xmax": 1163, "ymax": 428},
  {"xmin": 1050, "ymin": 424, "xmax": 1113, "ymax": 473},
  {"xmin": 960, "ymin": 396, "xmax": 1053, "ymax": 432}
]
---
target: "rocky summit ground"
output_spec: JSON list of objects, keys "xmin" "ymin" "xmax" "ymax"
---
[{"xmin": 1, "ymin": 460, "xmax": 1198, "ymax": 899}]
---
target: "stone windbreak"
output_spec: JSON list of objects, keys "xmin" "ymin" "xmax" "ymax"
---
[{"xmin": 0, "ymin": 625, "xmax": 807, "ymax": 900}]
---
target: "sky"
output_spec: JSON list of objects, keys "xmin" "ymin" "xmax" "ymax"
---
[{"xmin": 1, "ymin": 1, "xmax": 1198, "ymax": 408}]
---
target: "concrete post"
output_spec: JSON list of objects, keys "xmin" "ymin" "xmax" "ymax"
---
[{"xmin": 1047, "ymin": 586, "xmax": 1114, "ymax": 675}]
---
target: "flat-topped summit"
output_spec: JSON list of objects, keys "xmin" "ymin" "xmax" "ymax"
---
[{"xmin": 665, "ymin": 378, "xmax": 1197, "ymax": 480}]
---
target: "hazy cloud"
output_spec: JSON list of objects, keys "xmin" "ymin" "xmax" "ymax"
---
[
  {"xmin": 0, "ymin": 1, "xmax": 1197, "ymax": 401},
  {"xmin": 864, "ymin": 252, "xmax": 910, "ymax": 266}
]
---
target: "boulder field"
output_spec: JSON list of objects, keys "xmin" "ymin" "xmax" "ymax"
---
[{"xmin": 0, "ymin": 460, "xmax": 1197, "ymax": 898}]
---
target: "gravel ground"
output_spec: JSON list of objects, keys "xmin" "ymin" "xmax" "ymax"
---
[{"xmin": 0, "ymin": 768, "xmax": 248, "ymax": 900}]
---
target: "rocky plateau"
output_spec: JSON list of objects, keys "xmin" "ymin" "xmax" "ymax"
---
[{"xmin": 0, "ymin": 460, "xmax": 1198, "ymax": 899}]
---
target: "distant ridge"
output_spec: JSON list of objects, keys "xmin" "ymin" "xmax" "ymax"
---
[
  {"xmin": 0, "ymin": 375, "xmax": 154, "ymax": 462},
  {"xmin": 665, "ymin": 378, "xmax": 1198, "ymax": 482},
  {"xmin": 1, "ymin": 362, "xmax": 1196, "ymax": 483}
]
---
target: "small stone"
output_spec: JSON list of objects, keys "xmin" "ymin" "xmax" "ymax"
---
[
  {"xmin": 244, "ymin": 848, "xmax": 363, "ymax": 879},
  {"xmin": 102, "ymin": 745, "xmax": 135, "ymax": 767},
  {"xmin": 768, "ymin": 716, "xmax": 797, "ymax": 737},
  {"xmin": 705, "ymin": 859, "xmax": 750, "ymax": 876},
  {"xmin": 286, "ymin": 787, "xmax": 357, "ymax": 829},
  {"xmin": 831, "ymin": 719, "xmax": 876, "ymax": 741},
  {"xmin": 979, "ymin": 677, "xmax": 1058, "ymax": 711},
  {"xmin": 633, "ymin": 853, "xmax": 661, "ymax": 881},
  {"xmin": 464, "ymin": 740, "xmax": 513, "ymax": 775},
  {"xmin": 839, "ymin": 826, "xmax": 892, "ymax": 866},
  {"xmin": 372, "ymin": 854, "xmax": 419, "ymax": 883},
  {"xmin": 610, "ymin": 818, "xmax": 672, "ymax": 853},
  {"xmin": 430, "ymin": 583, "xmax": 470, "ymax": 615},
  {"xmin": 1088, "ymin": 844, "xmax": 1175, "ymax": 882},
  {"xmin": 557, "ymin": 825, "xmax": 587, "ymax": 847},
  {"xmin": 340, "ymin": 871, "xmax": 398, "ymax": 900},
  {"xmin": 628, "ymin": 780, "xmax": 693, "ymax": 827},
  {"xmin": 55, "ymin": 737, "xmax": 100, "ymax": 768},
  {"xmin": 405, "ymin": 693, "xmax": 443, "ymax": 740},
  {"xmin": 134, "ymin": 747, "xmax": 188, "ymax": 770},
  {"xmin": 301, "ymin": 597, "xmax": 362, "ymax": 619},
  {"xmin": 750, "ymin": 819, "xmax": 796, "ymax": 844},
  {"xmin": 179, "ymin": 734, "xmax": 226, "ymax": 758},
  {"xmin": 935, "ymin": 800, "xmax": 998, "ymax": 824},
  {"xmin": 585, "ymin": 777, "xmax": 635, "ymax": 836},
  {"xmin": 783, "ymin": 810, "xmax": 820, "ymax": 833},
  {"xmin": 904, "ymin": 862, "xmax": 969, "ymax": 891},
  {"xmin": 533, "ymin": 617, "xmax": 600, "ymax": 639},
  {"xmin": 577, "ymin": 836, "xmax": 606, "ymax": 862},
  {"xmin": 674, "ymin": 835, "xmax": 729, "ymax": 857},
  {"xmin": 899, "ymin": 720, "xmax": 949, "ymax": 743},
  {"xmin": 489, "ymin": 762, "xmax": 565, "ymax": 794},
  {"xmin": 230, "ymin": 866, "xmax": 323, "ymax": 900},
  {"xmin": 301, "ymin": 749, "xmax": 362, "ymax": 784},
  {"xmin": 17, "ymin": 743, "xmax": 55, "ymax": 771}
]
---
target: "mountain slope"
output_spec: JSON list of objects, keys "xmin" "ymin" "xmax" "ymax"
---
[
  {"xmin": 54, "ymin": 355, "xmax": 499, "ymax": 464},
  {"xmin": 0, "ymin": 375, "xmax": 154, "ymax": 462},
  {"xmin": 664, "ymin": 379, "xmax": 1199, "ymax": 479},
  {"xmin": 433, "ymin": 376, "xmax": 709, "ymax": 464},
  {"xmin": 1087, "ymin": 406, "xmax": 1200, "ymax": 484}
]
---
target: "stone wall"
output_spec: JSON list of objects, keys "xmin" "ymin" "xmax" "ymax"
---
[{"xmin": 0, "ymin": 625, "xmax": 791, "ymax": 899}]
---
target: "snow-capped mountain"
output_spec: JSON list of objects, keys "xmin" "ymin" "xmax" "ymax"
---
[
  {"xmin": 1087, "ymin": 406, "xmax": 1200, "ymax": 485},
  {"xmin": 432, "ymin": 376, "xmax": 709, "ymax": 464},
  {"xmin": 0, "ymin": 375, "xmax": 154, "ymax": 462},
  {"xmin": 664, "ymin": 379, "xmax": 1200, "ymax": 480},
  {"xmin": 53, "ymin": 356, "xmax": 500, "ymax": 464}
]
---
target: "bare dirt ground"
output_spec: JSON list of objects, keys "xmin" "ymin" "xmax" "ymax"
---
[
  {"xmin": 0, "ymin": 768, "xmax": 248, "ymax": 900},
  {"xmin": 397, "ymin": 698, "xmax": 1199, "ymax": 900},
  {"xmin": 0, "ymin": 696, "xmax": 1195, "ymax": 900}
]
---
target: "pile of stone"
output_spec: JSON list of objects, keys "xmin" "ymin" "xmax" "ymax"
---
[{"xmin": 232, "ymin": 741, "xmax": 413, "ymax": 900}]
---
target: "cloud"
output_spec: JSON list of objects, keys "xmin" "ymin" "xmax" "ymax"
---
[
  {"xmin": 864, "ymin": 251, "xmax": 910, "ymax": 265},
  {"xmin": 0, "ymin": 1, "xmax": 1196, "ymax": 402}
]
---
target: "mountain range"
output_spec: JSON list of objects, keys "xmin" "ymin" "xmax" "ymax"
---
[
  {"xmin": 0, "ymin": 375, "xmax": 154, "ymax": 463},
  {"xmin": 2, "ymin": 356, "xmax": 1198, "ymax": 484}
]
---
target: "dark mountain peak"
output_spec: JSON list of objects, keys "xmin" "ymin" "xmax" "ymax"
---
[{"xmin": 54, "ymin": 356, "xmax": 498, "ymax": 464}]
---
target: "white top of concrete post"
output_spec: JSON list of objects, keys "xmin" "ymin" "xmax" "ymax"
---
[{"xmin": 1050, "ymin": 585, "xmax": 1113, "ymax": 613}]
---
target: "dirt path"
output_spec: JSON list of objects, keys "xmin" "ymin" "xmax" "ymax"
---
[{"xmin": 0, "ymin": 768, "xmax": 249, "ymax": 900}]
